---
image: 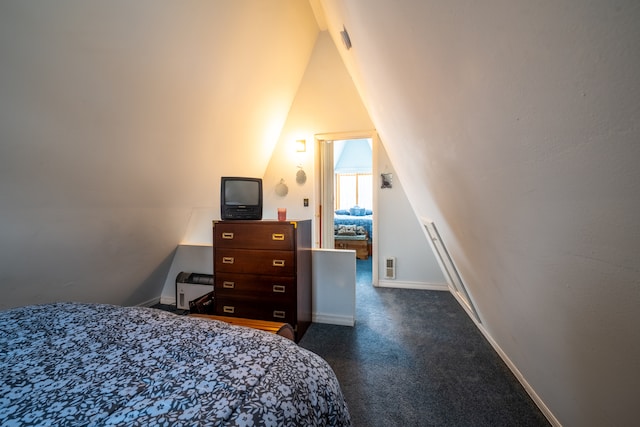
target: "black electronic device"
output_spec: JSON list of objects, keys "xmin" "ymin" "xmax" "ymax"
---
[{"xmin": 220, "ymin": 176, "xmax": 263, "ymax": 220}]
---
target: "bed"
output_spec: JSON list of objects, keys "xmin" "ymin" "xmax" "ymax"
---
[
  {"xmin": 334, "ymin": 211, "xmax": 372, "ymax": 239},
  {"xmin": 334, "ymin": 209, "xmax": 372, "ymax": 260},
  {"xmin": 0, "ymin": 302, "xmax": 351, "ymax": 426}
]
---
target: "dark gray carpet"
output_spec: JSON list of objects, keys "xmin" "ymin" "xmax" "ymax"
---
[{"xmin": 298, "ymin": 258, "xmax": 550, "ymax": 427}]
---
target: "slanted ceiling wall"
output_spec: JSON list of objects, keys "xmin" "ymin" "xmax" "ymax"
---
[
  {"xmin": 320, "ymin": 0, "xmax": 640, "ymax": 426},
  {"xmin": 0, "ymin": 1, "xmax": 318, "ymax": 307},
  {"xmin": 2, "ymin": 1, "xmax": 639, "ymax": 426}
]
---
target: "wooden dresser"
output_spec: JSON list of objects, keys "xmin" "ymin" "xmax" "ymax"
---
[{"xmin": 212, "ymin": 220, "xmax": 312, "ymax": 341}]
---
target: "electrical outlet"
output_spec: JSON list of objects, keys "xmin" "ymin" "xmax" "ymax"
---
[{"xmin": 303, "ymin": 198, "xmax": 309, "ymax": 207}]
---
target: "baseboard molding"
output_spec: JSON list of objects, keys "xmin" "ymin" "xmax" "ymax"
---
[
  {"xmin": 376, "ymin": 280, "xmax": 448, "ymax": 291},
  {"xmin": 160, "ymin": 296, "xmax": 177, "ymax": 306},
  {"xmin": 312, "ymin": 312, "xmax": 355, "ymax": 327},
  {"xmin": 447, "ymin": 287, "xmax": 561, "ymax": 427},
  {"xmin": 137, "ymin": 297, "xmax": 161, "ymax": 308}
]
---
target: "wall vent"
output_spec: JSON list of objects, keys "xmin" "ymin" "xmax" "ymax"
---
[{"xmin": 384, "ymin": 257, "xmax": 396, "ymax": 279}]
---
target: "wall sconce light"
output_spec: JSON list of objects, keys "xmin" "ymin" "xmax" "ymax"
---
[{"xmin": 295, "ymin": 139, "xmax": 306, "ymax": 153}]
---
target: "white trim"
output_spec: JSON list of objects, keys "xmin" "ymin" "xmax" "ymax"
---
[
  {"xmin": 137, "ymin": 297, "xmax": 161, "ymax": 307},
  {"xmin": 376, "ymin": 280, "xmax": 448, "ymax": 291},
  {"xmin": 419, "ymin": 216, "xmax": 558, "ymax": 425},
  {"xmin": 159, "ymin": 296, "xmax": 176, "ymax": 305},
  {"xmin": 312, "ymin": 312, "xmax": 355, "ymax": 326},
  {"xmin": 315, "ymin": 130, "xmax": 376, "ymax": 141},
  {"xmin": 317, "ymin": 137, "xmax": 335, "ymax": 250},
  {"xmin": 315, "ymin": 130, "xmax": 379, "ymax": 287},
  {"xmin": 421, "ymin": 217, "xmax": 481, "ymax": 322},
  {"xmin": 370, "ymin": 133, "xmax": 380, "ymax": 287},
  {"xmin": 447, "ymin": 288, "xmax": 561, "ymax": 427}
]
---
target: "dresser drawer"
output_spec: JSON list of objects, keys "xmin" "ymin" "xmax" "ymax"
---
[
  {"xmin": 215, "ymin": 273, "xmax": 296, "ymax": 302},
  {"xmin": 212, "ymin": 219, "xmax": 311, "ymax": 342},
  {"xmin": 214, "ymin": 222, "xmax": 295, "ymax": 250},
  {"xmin": 215, "ymin": 248, "xmax": 295, "ymax": 276},
  {"xmin": 215, "ymin": 297, "xmax": 295, "ymax": 324}
]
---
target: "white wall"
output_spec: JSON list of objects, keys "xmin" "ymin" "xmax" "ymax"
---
[
  {"xmin": 376, "ymin": 139, "xmax": 446, "ymax": 288},
  {"xmin": 312, "ymin": 249, "xmax": 356, "ymax": 326},
  {"xmin": 160, "ymin": 244, "xmax": 213, "ymax": 305},
  {"xmin": 263, "ymin": 31, "xmax": 445, "ymax": 287},
  {"xmin": 161, "ymin": 29, "xmax": 444, "ymax": 313},
  {"xmin": 320, "ymin": 0, "xmax": 640, "ymax": 425},
  {"xmin": 262, "ymin": 31, "xmax": 374, "ymax": 223},
  {"xmin": 0, "ymin": 1, "xmax": 318, "ymax": 309}
]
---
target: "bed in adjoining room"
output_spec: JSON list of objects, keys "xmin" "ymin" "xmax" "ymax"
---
[
  {"xmin": 334, "ymin": 207, "xmax": 372, "ymax": 260},
  {"xmin": 0, "ymin": 302, "xmax": 351, "ymax": 426}
]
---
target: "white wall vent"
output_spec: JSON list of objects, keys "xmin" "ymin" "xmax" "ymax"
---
[{"xmin": 384, "ymin": 257, "xmax": 396, "ymax": 279}]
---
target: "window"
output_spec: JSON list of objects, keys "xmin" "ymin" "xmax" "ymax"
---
[{"xmin": 335, "ymin": 172, "xmax": 372, "ymax": 210}]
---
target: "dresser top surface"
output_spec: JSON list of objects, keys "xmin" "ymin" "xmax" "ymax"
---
[{"xmin": 214, "ymin": 219, "xmax": 310, "ymax": 224}]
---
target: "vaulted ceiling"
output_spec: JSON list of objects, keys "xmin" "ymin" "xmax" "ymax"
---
[{"xmin": 1, "ymin": 1, "xmax": 638, "ymax": 426}]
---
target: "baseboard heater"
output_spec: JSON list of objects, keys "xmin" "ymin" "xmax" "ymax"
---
[{"xmin": 175, "ymin": 272, "xmax": 214, "ymax": 310}]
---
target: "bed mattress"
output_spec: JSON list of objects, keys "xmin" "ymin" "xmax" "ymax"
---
[{"xmin": 0, "ymin": 302, "xmax": 351, "ymax": 426}]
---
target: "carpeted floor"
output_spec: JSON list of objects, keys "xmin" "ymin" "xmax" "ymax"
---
[{"xmin": 298, "ymin": 258, "xmax": 550, "ymax": 427}]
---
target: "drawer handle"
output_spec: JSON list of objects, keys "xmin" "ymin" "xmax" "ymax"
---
[
  {"xmin": 273, "ymin": 310, "xmax": 286, "ymax": 319},
  {"xmin": 272, "ymin": 259, "xmax": 285, "ymax": 267},
  {"xmin": 222, "ymin": 257, "xmax": 234, "ymax": 264},
  {"xmin": 223, "ymin": 306, "xmax": 235, "ymax": 314},
  {"xmin": 222, "ymin": 281, "xmax": 235, "ymax": 289},
  {"xmin": 273, "ymin": 285, "xmax": 286, "ymax": 293},
  {"xmin": 272, "ymin": 233, "xmax": 285, "ymax": 241},
  {"xmin": 221, "ymin": 232, "xmax": 234, "ymax": 239}
]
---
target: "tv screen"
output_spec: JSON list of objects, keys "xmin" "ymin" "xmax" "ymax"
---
[
  {"xmin": 225, "ymin": 180, "xmax": 260, "ymax": 205},
  {"xmin": 221, "ymin": 177, "xmax": 262, "ymax": 220}
]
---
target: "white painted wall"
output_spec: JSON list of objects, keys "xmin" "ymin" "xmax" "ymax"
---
[
  {"xmin": 0, "ymin": 1, "xmax": 318, "ymax": 309},
  {"xmin": 160, "ymin": 30, "xmax": 445, "ymax": 311},
  {"xmin": 312, "ymin": 249, "xmax": 356, "ymax": 326},
  {"xmin": 160, "ymin": 244, "xmax": 213, "ymax": 305},
  {"xmin": 262, "ymin": 31, "xmax": 374, "ymax": 224},
  {"xmin": 263, "ymin": 31, "xmax": 445, "ymax": 287},
  {"xmin": 376, "ymin": 140, "xmax": 446, "ymax": 288},
  {"xmin": 7, "ymin": 1, "xmax": 637, "ymax": 424},
  {"xmin": 320, "ymin": 0, "xmax": 640, "ymax": 425}
]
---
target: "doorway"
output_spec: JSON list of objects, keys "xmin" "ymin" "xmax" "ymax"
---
[{"xmin": 315, "ymin": 131, "xmax": 378, "ymax": 284}]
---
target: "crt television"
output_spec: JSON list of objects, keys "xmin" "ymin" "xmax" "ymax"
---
[{"xmin": 220, "ymin": 177, "xmax": 263, "ymax": 220}]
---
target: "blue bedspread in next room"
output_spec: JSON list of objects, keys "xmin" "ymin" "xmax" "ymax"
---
[{"xmin": 334, "ymin": 214, "xmax": 372, "ymax": 239}]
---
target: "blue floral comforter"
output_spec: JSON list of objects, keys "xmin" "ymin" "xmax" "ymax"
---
[
  {"xmin": 0, "ymin": 303, "xmax": 351, "ymax": 426},
  {"xmin": 334, "ymin": 214, "xmax": 372, "ymax": 240}
]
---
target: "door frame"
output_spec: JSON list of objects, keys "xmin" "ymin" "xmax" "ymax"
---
[{"xmin": 314, "ymin": 130, "xmax": 379, "ymax": 285}]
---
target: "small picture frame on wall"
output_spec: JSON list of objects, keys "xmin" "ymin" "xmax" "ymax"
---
[{"xmin": 381, "ymin": 173, "xmax": 392, "ymax": 189}]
